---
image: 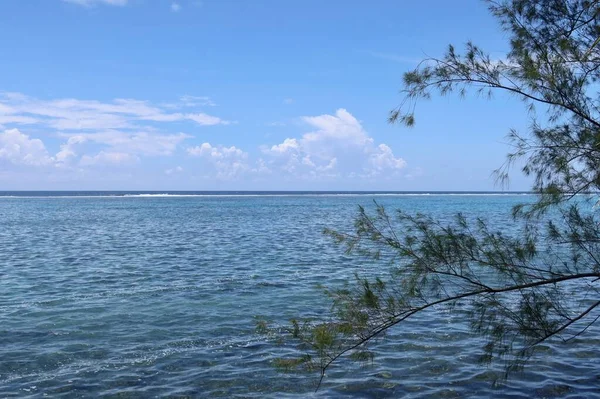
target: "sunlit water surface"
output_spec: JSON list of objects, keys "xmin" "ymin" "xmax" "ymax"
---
[{"xmin": 1, "ymin": 193, "xmax": 598, "ymax": 398}]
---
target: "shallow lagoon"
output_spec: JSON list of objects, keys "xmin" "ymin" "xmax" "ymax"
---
[{"xmin": 1, "ymin": 193, "xmax": 598, "ymax": 397}]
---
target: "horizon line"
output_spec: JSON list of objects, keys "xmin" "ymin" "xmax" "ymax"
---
[{"xmin": 0, "ymin": 189, "xmax": 535, "ymax": 193}]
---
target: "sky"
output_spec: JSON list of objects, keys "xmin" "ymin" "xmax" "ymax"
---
[{"xmin": 0, "ymin": 0, "xmax": 533, "ymax": 191}]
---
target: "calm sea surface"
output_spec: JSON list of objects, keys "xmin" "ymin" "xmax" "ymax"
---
[{"xmin": 1, "ymin": 192, "xmax": 598, "ymax": 398}]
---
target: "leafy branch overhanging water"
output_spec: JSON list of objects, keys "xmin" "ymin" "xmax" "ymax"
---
[{"xmin": 262, "ymin": 0, "xmax": 600, "ymax": 389}]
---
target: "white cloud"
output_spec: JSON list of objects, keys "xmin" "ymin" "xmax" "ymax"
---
[
  {"xmin": 263, "ymin": 109, "xmax": 406, "ymax": 178},
  {"xmin": 320, "ymin": 157, "xmax": 337, "ymax": 171},
  {"xmin": 188, "ymin": 142, "xmax": 249, "ymax": 179},
  {"xmin": 186, "ymin": 113, "xmax": 231, "ymax": 126},
  {"xmin": 0, "ymin": 95, "xmax": 407, "ymax": 187},
  {"xmin": 188, "ymin": 142, "xmax": 246, "ymax": 159},
  {"xmin": 161, "ymin": 95, "xmax": 216, "ymax": 109},
  {"xmin": 0, "ymin": 91, "xmax": 242, "ymax": 187},
  {"xmin": 80, "ymin": 151, "xmax": 138, "ymax": 166},
  {"xmin": 0, "ymin": 128, "xmax": 158, "ymax": 173},
  {"xmin": 63, "ymin": 0, "xmax": 128, "ymax": 6},
  {"xmin": 268, "ymin": 138, "xmax": 299, "ymax": 154},
  {"xmin": 165, "ymin": 166, "xmax": 184, "ymax": 175},
  {"xmin": 0, "ymin": 92, "xmax": 230, "ymax": 175},
  {"xmin": 0, "ymin": 93, "xmax": 232, "ymax": 130},
  {"xmin": 252, "ymin": 158, "xmax": 271, "ymax": 175},
  {"xmin": 0, "ymin": 103, "xmax": 14, "ymax": 114},
  {"xmin": 369, "ymin": 143, "xmax": 407, "ymax": 172},
  {"xmin": 179, "ymin": 95, "xmax": 216, "ymax": 107},
  {"xmin": 304, "ymin": 109, "xmax": 380, "ymax": 145},
  {"xmin": 0, "ymin": 128, "xmax": 160, "ymax": 170},
  {"xmin": 56, "ymin": 135, "xmax": 86, "ymax": 163},
  {"xmin": 58, "ymin": 130, "xmax": 190, "ymax": 156},
  {"xmin": 171, "ymin": 2, "xmax": 181, "ymax": 12},
  {"xmin": 0, "ymin": 129, "xmax": 54, "ymax": 166},
  {"xmin": 0, "ymin": 115, "xmax": 40, "ymax": 125},
  {"xmin": 283, "ymin": 98, "xmax": 294, "ymax": 105}
]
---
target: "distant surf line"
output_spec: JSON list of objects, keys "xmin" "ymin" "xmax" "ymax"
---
[{"xmin": 0, "ymin": 191, "xmax": 537, "ymax": 199}]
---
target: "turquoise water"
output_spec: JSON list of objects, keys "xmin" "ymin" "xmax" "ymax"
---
[{"xmin": 1, "ymin": 193, "xmax": 598, "ymax": 398}]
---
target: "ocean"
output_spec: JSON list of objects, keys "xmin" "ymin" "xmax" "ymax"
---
[{"xmin": 0, "ymin": 192, "xmax": 598, "ymax": 398}]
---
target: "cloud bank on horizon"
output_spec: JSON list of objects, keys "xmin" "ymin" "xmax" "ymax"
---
[{"xmin": 0, "ymin": 92, "xmax": 407, "ymax": 189}]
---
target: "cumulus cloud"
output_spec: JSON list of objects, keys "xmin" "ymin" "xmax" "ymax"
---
[
  {"xmin": 0, "ymin": 97, "xmax": 406, "ymax": 187},
  {"xmin": 369, "ymin": 143, "xmax": 407, "ymax": 172},
  {"xmin": 0, "ymin": 129, "xmax": 54, "ymax": 166},
  {"xmin": 171, "ymin": 2, "xmax": 181, "ymax": 12},
  {"xmin": 263, "ymin": 109, "xmax": 406, "ymax": 178},
  {"xmin": 187, "ymin": 142, "xmax": 245, "ymax": 159},
  {"xmin": 56, "ymin": 135, "xmax": 86, "ymax": 164},
  {"xmin": 188, "ymin": 142, "xmax": 249, "ymax": 179},
  {"xmin": 0, "ymin": 92, "xmax": 230, "ymax": 177},
  {"xmin": 268, "ymin": 138, "xmax": 299, "ymax": 154},
  {"xmin": 0, "ymin": 128, "xmax": 148, "ymax": 169}
]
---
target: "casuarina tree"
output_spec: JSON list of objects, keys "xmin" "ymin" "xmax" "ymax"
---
[{"xmin": 268, "ymin": 0, "xmax": 600, "ymax": 388}]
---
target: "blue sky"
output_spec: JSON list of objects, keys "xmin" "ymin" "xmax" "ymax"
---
[{"xmin": 0, "ymin": 0, "xmax": 532, "ymax": 190}]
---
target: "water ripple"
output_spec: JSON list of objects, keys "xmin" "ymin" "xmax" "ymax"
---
[{"xmin": 0, "ymin": 195, "xmax": 598, "ymax": 397}]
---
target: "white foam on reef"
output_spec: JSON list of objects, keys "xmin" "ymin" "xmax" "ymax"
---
[
  {"xmin": 123, "ymin": 193, "xmax": 196, "ymax": 197},
  {"xmin": 0, "ymin": 192, "xmax": 538, "ymax": 199}
]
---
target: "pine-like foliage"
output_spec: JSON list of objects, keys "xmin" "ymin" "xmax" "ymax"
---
[{"xmin": 267, "ymin": 0, "xmax": 600, "ymax": 388}]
